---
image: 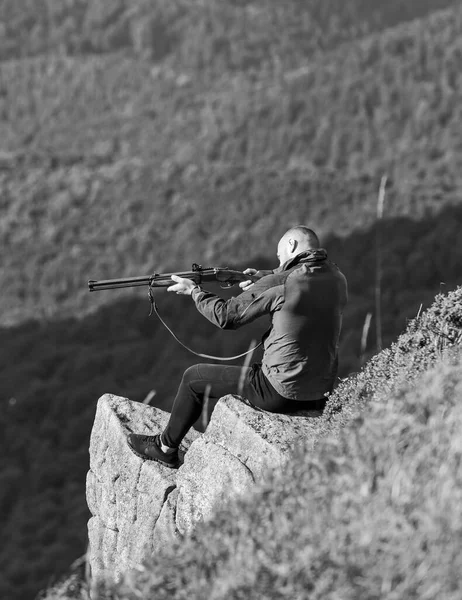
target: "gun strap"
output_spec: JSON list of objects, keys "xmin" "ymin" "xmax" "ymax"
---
[{"xmin": 148, "ymin": 289, "xmax": 262, "ymax": 361}]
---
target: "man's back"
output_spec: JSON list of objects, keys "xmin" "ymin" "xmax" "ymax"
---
[{"xmin": 262, "ymin": 254, "xmax": 348, "ymax": 400}]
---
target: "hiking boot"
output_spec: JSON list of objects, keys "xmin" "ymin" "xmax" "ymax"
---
[{"xmin": 127, "ymin": 433, "xmax": 180, "ymax": 469}]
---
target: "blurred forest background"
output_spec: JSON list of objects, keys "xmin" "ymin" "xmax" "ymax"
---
[{"xmin": 0, "ymin": 0, "xmax": 461, "ymax": 598}]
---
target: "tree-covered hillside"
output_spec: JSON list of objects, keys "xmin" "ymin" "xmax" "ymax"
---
[
  {"xmin": 1, "ymin": 3, "xmax": 461, "ymax": 325},
  {"xmin": 0, "ymin": 0, "xmax": 457, "ymax": 64}
]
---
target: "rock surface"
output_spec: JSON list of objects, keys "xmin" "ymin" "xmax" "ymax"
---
[{"xmin": 87, "ymin": 393, "xmax": 323, "ymax": 583}]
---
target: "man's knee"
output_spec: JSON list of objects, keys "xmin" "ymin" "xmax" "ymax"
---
[{"xmin": 181, "ymin": 364, "xmax": 203, "ymax": 384}]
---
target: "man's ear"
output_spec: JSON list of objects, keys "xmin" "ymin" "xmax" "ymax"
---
[{"xmin": 289, "ymin": 238, "xmax": 298, "ymax": 253}]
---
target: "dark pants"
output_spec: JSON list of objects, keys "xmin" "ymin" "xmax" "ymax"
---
[{"xmin": 162, "ymin": 363, "xmax": 326, "ymax": 448}]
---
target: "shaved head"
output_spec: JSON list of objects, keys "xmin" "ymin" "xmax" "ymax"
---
[
  {"xmin": 277, "ymin": 226, "xmax": 320, "ymax": 266},
  {"xmin": 281, "ymin": 226, "xmax": 319, "ymax": 249}
]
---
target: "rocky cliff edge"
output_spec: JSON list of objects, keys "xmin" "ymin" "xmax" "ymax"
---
[{"xmin": 86, "ymin": 393, "xmax": 323, "ymax": 584}]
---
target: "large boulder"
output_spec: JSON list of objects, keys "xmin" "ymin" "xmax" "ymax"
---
[{"xmin": 87, "ymin": 393, "xmax": 323, "ymax": 584}]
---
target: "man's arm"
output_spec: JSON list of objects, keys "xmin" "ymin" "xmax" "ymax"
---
[
  {"xmin": 238, "ymin": 268, "xmax": 274, "ymax": 292},
  {"xmin": 167, "ymin": 274, "xmax": 284, "ymax": 330},
  {"xmin": 192, "ymin": 276, "xmax": 284, "ymax": 329}
]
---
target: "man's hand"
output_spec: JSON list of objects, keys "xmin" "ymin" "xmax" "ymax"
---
[
  {"xmin": 239, "ymin": 268, "xmax": 258, "ymax": 291},
  {"xmin": 167, "ymin": 274, "xmax": 198, "ymax": 296}
]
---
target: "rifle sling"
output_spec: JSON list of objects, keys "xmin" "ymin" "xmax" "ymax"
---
[{"xmin": 148, "ymin": 288, "xmax": 262, "ymax": 361}]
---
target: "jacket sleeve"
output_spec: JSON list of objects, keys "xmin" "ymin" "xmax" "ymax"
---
[{"xmin": 191, "ymin": 275, "xmax": 284, "ymax": 330}]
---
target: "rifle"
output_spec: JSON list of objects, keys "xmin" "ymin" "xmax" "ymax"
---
[
  {"xmin": 88, "ymin": 263, "xmax": 261, "ymax": 361},
  {"xmin": 88, "ymin": 263, "xmax": 253, "ymax": 292}
]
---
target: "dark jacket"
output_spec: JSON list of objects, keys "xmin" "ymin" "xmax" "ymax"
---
[{"xmin": 191, "ymin": 249, "xmax": 348, "ymax": 400}]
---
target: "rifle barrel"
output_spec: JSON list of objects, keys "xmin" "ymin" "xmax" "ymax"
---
[
  {"xmin": 88, "ymin": 267, "xmax": 250, "ymax": 292},
  {"xmin": 88, "ymin": 276, "xmax": 153, "ymax": 291},
  {"xmin": 88, "ymin": 271, "xmax": 202, "ymax": 291}
]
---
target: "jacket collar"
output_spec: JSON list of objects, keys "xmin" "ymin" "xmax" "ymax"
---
[{"xmin": 277, "ymin": 248, "xmax": 328, "ymax": 272}]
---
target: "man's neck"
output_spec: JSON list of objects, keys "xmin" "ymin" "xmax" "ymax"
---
[{"xmin": 279, "ymin": 248, "xmax": 327, "ymax": 271}]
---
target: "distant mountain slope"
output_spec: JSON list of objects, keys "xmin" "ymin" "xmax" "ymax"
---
[
  {"xmin": 1, "ymin": 5, "xmax": 461, "ymax": 326},
  {"xmin": 0, "ymin": 0, "xmax": 456, "ymax": 64}
]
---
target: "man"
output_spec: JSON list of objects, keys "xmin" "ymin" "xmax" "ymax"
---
[{"xmin": 128, "ymin": 226, "xmax": 348, "ymax": 468}]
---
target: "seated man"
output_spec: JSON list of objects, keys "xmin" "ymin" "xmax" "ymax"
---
[{"xmin": 128, "ymin": 226, "xmax": 348, "ymax": 468}]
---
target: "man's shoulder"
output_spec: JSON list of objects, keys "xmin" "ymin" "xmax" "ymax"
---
[
  {"xmin": 327, "ymin": 259, "xmax": 347, "ymax": 282},
  {"xmin": 252, "ymin": 271, "xmax": 287, "ymax": 291}
]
